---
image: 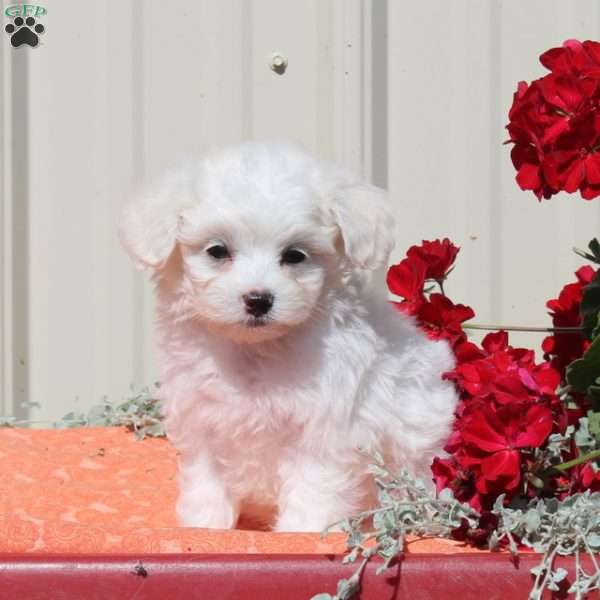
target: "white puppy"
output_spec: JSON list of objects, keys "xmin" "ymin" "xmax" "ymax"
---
[{"xmin": 119, "ymin": 141, "xmax": 457, "ymax": 532}]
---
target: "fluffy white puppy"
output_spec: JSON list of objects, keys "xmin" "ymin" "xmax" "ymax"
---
[{"xmin": 119, "ymin": 141, "xmax": 457, "ymax": 532}]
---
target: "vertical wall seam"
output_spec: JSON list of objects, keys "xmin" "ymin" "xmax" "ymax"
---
[
  {"xmin": 10, "ymin": 46, "xmax": 29, "ymax": 420},
  {"xmin": 241, "ymin": 0, "xmax": 254, "ymax": 140},
  {"xmin": 0, "ymin": 28, "xmax": 7, "ymax": 416},
  {"xmin": 370, "ymin": 0, "xmax": 388, "ymax": 190},
  {"xmin": 360, "ymin": 0, "xmax": 367, "ymax": 177},
  {"xmin": 131, "ymin": 0, "xmax": 146, "ymax": 387},
  {"xmin": 0, "ymin": 25, "xmax": 7, "ymax": 415},
  {"xmin": 488, "ymin": 0, "xmax": 502, "ymax": 323}
]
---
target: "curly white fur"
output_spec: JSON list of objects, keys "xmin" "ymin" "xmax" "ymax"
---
[{"xmin": 119, "ymin": 141, "xmax": 457, "ymax": 531}]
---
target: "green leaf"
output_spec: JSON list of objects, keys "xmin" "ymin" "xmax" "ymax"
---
[
  {"xmin": 342, "ymin": 547, "xmax": 360, "ymax": 565},
  {"xmin": 574, "ymin": 238, "xmax": 600, "ymax": 265},
  {"xmin": 552, "ymin": 567, "xmax": 568, "ymax": 583},
  {"xmin": 347, "ymin": 531, "xmax": 363, "ymax": 549},
  {"xmin": 566, "ymin": 336, "xmax": 600, "ymax": 393},
  {"xmin": 588, "ymin": 533, "xmax": 600, "ymax": 550},
  {"xmin": 336, "ymin": 577, "xmax": 358, "ymax": 600},
  {"xmin": 575, "ymin": 417, "xmax": 596, "ymax": 451},
  {"xmin": 530, "ymin": 564, "xmax": 544, "ymax": 577},
  {"xmin": 56, "ymin": 411, "xmax": 87, "ymax": 428},
  {"xmin": 524, "ymin": 509, "xmax": 541, "ymax": 533},
  {"xmin": 587, "ymin": 410, "xmax": 600, "ymax": 441},
  {"xmin": 144, "ymin": 423, "xmax": 165, "ymax": 438},
  {"xmin": 581, "ymin": 270, "xmax": 600, "ymax": 338},
  {"xmin": 589, "ymin": 238, "xmax": 600, "ymax": 263},
  {"xmin": 590, "ymin": 383, "xmax": 600, "ymax": 402}
]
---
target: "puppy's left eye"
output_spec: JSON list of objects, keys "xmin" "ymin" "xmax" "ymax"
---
[
  {"xmin": 281, "ymin": 248, "xmax": 307, "ymax": 265},
  {"xmin": 206, "ymin": 243, "xmax": 231, "ymax": 260}
]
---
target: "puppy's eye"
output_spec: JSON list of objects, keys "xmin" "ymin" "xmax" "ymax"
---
[
  {"xmin": 206, "ymin": 243, "xmax": 231, "ymax": 260},
  {"xmin": 281, "ymin": 248, "xmax": 307, "ymax": 265}
]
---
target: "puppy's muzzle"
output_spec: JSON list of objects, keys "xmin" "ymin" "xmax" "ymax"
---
[{"xmin": 243, "ymin": 291, "xmax": 274, "ymax": 318}]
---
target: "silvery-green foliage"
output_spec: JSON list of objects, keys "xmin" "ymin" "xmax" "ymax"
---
[
  {"xmin": 310, "ymin": 453, "xmax": 479, "ymax": 600},
  {"xmin": 312, "ymin": 455, "xmax": 600, "ymax": 600},
  {"xmin": 56, "ymin": 384, "xmax": 165, "ymax": 440},
  {"xmin": 575, "ymin": 418, "xmax": 598, "ymax": 454},
  {"xmin": 547, "ymin": 426, "xmax": 576, "ymax": 459},
  {"xmin": 0, "ymin": 384, "xmax": 165, "ymax": 439},
  {"xmin": 493, "ymin": 491, "xmax": 600, "ymax": 599}
]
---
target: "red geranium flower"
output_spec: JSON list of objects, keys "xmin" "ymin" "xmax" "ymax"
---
[
  {"xmin": 388, "ymin": 238, "xmax": 587, "ymax": 510},
  {"xmin": 417, "ymin": 294, "xmax": 474, "ymax": 347},
  {"xmin": 461, "ymin": 403, "xmax": 554, "ymax": 493},
  {"xmin": 387, "ymin": 256, "xmax": 427, "ymax": 303},
  {"xmin": 438, "ymin": 326, "xmax": 564, "ymax": 508},
  {"xmin": 447, "ymin": 333, "xmax": 547, "ymax": 406},
  {"xmin": 542, "ymin": 265, "xmax": 596, "ymax": 374},
  {"xmin": 431, "ymin": 456, "xmax": 484, "ymax": 511},
  {"xmin": 507, "ymin": 39, "xmax": 600, "ymax": 201},
  {"xmin": 406, "ymin": 238, "xmax": 460, "ymax": 281},
  {"xmin": 540, "ymin": 39, "xmax": 600, "ymax": 78}
]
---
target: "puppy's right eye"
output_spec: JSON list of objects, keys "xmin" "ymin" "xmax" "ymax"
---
[
  {"xmin": 206, "ymin": 243, "xmax": 231, "ymax": 260},
  {"xmin": 281, "ymin": 248, "xmax": 307, "ymax": 265}
]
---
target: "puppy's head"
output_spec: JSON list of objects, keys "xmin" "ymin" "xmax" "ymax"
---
[{"xmin": 119, "ymin": 142, "xmax": 395, "ymax": 343}]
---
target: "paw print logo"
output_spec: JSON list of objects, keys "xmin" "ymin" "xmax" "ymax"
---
[{"xmin": 5, "ymin": 16, "xmax": 45, "ymax": 48}]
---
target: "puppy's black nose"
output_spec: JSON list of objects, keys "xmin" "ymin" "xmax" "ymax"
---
[{"xmin": 243, "ymin": 291, "xmax": 274, "ymax": 317}]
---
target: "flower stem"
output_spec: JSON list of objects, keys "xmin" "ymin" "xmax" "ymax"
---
[
  {"xmin": 552, "ymin": 448, "xmax": 600, "ymax": 473},
  {"xmin": 463, "ymin": 323, "xmax": 583, "ymax": 334}
]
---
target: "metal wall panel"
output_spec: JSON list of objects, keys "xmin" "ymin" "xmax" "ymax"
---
[
  {"xmin": 1, "ymin": 0, "xmax": 599, "ymax": 421},
  {"xmin": 387, "ymin": 0, "xmax": 600, "ymax": 351}
]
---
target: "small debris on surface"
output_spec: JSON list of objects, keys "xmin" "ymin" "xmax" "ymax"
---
[{"xmin": 131, "ymin": 561, "xmax": 148, "ymax": 578}]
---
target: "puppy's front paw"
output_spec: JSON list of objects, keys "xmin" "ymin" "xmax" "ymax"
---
[
  {"xmin": 274, "ymin": 509, "xmax": 334, "ymax": 533},
  {"xmin": 176, "ymin": 496, "xmax": 237, "ymax": 529},
  {"xmin": 176, "ymin": 451, "xmax": 239, "ymax": 528}
]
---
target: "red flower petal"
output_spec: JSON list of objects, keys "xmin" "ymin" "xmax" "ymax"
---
[
  {"xmin": 513, "ymin": 404, "xmax": 554, "ymax": 448},
  {"xmin": 482, "ymin": 331, "xmax": 509, "ymax": 354},
  {"xmin": 518, "ymin": 367, "xmax": 539, "ymax": 393},
  {"xmin": 461, "ymin": 411, "xmax": 508, "ymax": 453},
  {"xmin": 585, "ymin": 153, "xmax": 600, "ymax": 185},
  {"xmin": 454, "ymin": 341, "xmax": 486, "ymax": 364},
  {"xmin": 516, "ymin": 163, "xmax": 542, "ymax": 191},
  {"xmin": 576, "ymin": 265, "xmax": 596, "ymax": 284},
  {"xmin": 481, "ymin": 450, "xmax": 521, "ymax": 490},
  {"xmin": 563, "ymin": 158, "xmax": 586, "ymax": 193},
  {"xmin": 406, "ymin": 239, "xmax": 460, "ymax": 281},
  {"xmin": 580, "ymin": 184, "xmax": 600, "ymax": 200},
  {"xmin": 387, "ymin": 257, "xmax": 427, "ymax": 301}
]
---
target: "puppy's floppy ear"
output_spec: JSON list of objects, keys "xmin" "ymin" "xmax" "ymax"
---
[
  {"xmin": 329, "ymin": 183, "xmax": 396, "ymax": 270},
  {"xmin": 119, "ymin": 186, "xmax": 193, "ymax": 272}
]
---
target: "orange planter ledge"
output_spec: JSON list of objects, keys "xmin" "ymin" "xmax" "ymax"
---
[
  {"xmin": 0, "ymin": 426, "xmax": 487, "ymax": 555},
  {"xmin": 4, "ymin": 427, "xmax": 598, "ymax": 599}
]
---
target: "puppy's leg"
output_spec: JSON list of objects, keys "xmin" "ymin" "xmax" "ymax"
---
[
  {"xmin": 275, "ymin": 455, "xmax": 364, "ymax": 532},
  {"xmin": 176, "ymin": 451, "xmax": 238, "ymax": 529}
]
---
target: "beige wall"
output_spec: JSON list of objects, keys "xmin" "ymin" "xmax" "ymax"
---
[{"xmin": 1, "ymin": 0, "xmax": 600, "ymax": 422}]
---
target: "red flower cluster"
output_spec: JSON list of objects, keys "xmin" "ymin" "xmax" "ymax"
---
[
  {"xmin": 435, "ymin": 332, "xmax": 564, "ymax": 510},
  {"xmin": 406, "ymin": 239, "xmax": 460, "ymax": 281},
  {"xmin": 387, "ymin": 239, "xmax": 573, "ymax": 511},
  {"xmin": 507, "ymin": 40, "xmax": 600, "ymax": 200},
  {"xmin": 542, "ymin": 265, "xmax": 596, "ymax": 375},
  {"xmin": 387, "ymin": 239, "xmax": 473, "ymax": 349}
]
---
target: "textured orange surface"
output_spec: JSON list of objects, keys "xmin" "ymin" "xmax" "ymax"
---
[{"xmin": 0, "ymin": 427, "xmax": 484, "ymax": 554}]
